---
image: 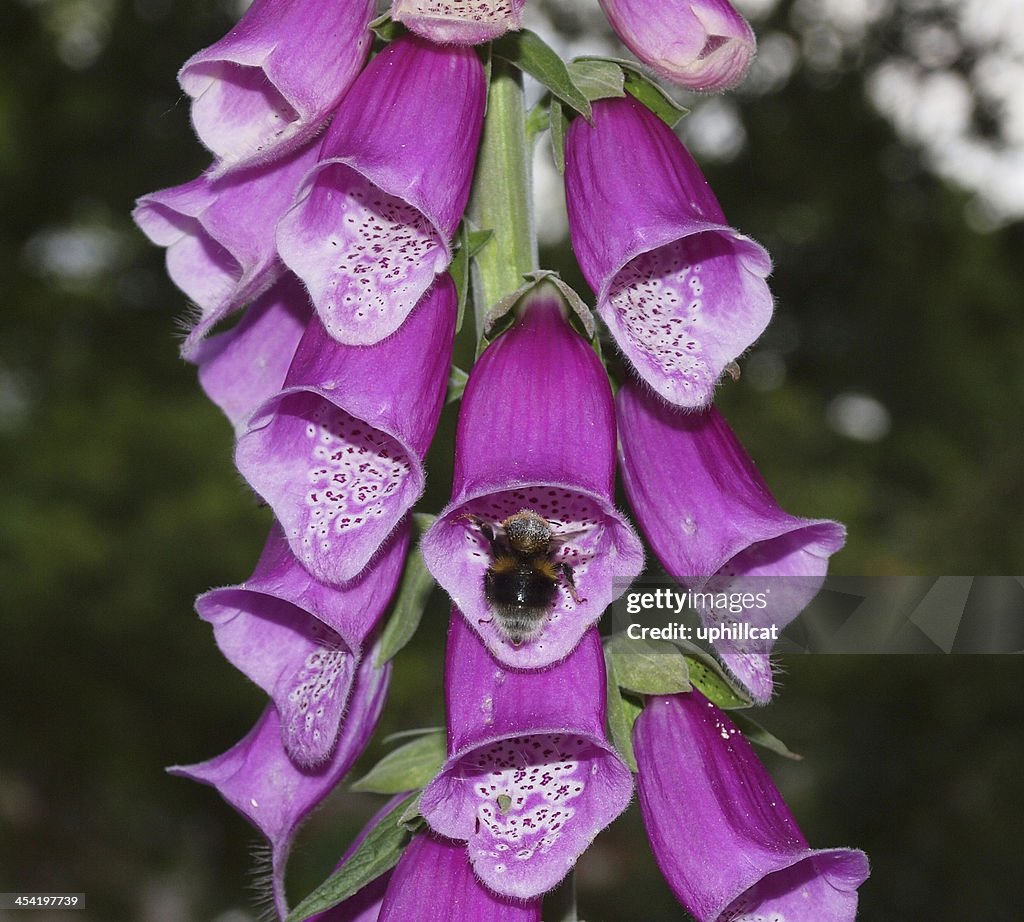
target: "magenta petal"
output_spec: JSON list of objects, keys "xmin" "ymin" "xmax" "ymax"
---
[
  {"xmin": 617, "ymin": 382, "xmax": 845, "ymax": 702},
  {"xmin": 193, "ymin": 274, "xmax": 311, "ymax": 434},
  {"xmin": 420, "ymin": 297, "xmax": 643, "ymax": 668},
  {"xmin": 236, "ymin": 277, "xmax": 456, "ymax": 586},
  {"xmin": 635, "ymin": 693, "xmax": 869, "ymax": 922},
  {"xmin": 420, "ymin": 616, "xmax": 632, "ymax": 900},
  {"xmin": 392, "ymin": 0, "xmax": 525, "ymax": 45},
  {"xmin": 196, "ymin": 522, "xmax": 408, "ymax": 765},
  {"xmin": 565, "ymin": 97, "xmax": 772, "ymax": 407},
  {"xmin": 169, "ymin": 644, "xmax": 390, "ymax": 920},
  {"xmin": 598, "ymin": 0, "xmax": 756, "ymax": 92},
  {"xmin": 379, "ymin": 834, "xmax": 541, "ymax": 921},
  {"xmin": 178, "ymin": 0, "xmax": 375, "ymax": 172},
  {"xmin": 277, "ymin": 35, "xmax": 485, "ymax": 345},
  {"xmin": 133, "ymin": 140, "xmax": 320, "ymax": 359}
]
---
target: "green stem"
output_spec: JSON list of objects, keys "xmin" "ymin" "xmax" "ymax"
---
[{"xmin": 468, "ymin": 57, "xmax": 538, "ymax": 337}]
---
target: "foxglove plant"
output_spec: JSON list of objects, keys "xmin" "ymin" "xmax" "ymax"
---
[
  {"xmin": 142, "ymin": 4, "xmax": 869, "ymax": 919},
  {"xmin": 276, "ymin": 34, "xmax": 486, "ymax": 345},
  {"xmin": 617, "ymin": 380, "xmax": 847, "ymax": 702},
  {"xmin": 635, "ymin": 692, "xmax": 869, "ymax": 921},
  {"xmin": 170, "ymin": 639, "xmax": 391, "ymax": 921},
  {"xmin": 133, "ymin": 139, "xmax": 320, "ymax": 358},
  {"xmin": 598, "ymin": 0, "xmax": 757, "ymax": 92},
  {"xmin": 420, "ymin": 613, "xmax": 632, "ymax": 898},
  {"xmin": 420, "ymin": 287, "xmax": 644, "ymax": 669},
  {"xmin": 236, "ymin": 276, "xmax": 456, "ymax": 586},
  {"xmin": 179, "ymin": 0, "xmax": 376, "ymax": 173},
  {"xmin": 565, "ymin": 95, "xmax": 772, "ymax": 408}
]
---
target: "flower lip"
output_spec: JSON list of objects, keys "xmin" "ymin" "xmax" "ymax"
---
[
  {"xmin": 422, "ymin": 484, "xmax": 642, "ymax": 670},
  {"xmin": 392, "ymin": 0, "xmax": 526, "ymax": 45}
]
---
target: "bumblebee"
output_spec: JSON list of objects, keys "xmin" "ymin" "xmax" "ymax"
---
[{"xmin": 464, "ymin": 508, "xmax": 582, "ymax": 645}]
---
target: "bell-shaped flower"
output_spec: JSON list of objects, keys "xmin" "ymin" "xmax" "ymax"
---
[
  {"xmin": 420, "ymin": 288, "xmax": 643, "ymax": 669},
  {"xmin": 277, "ymin": 34, "xmax": 485, "ymax": 346},
  {"xmin": 391, "ymin": 0, "xmax": 525, "ymax": 45},
  {"xmin": 565, "ymin": 96, "xmax": 772, "ymax": 408},
  {"xmin": 236, "ymin": 275, "xmax": 456, "ymax": 587},
  {"xmin": 133, "ymin": 139, "xmax": 319, "ymax": 359},
  {"xmin": 598, "ymin": 0, "xmax": 756, "ymax": 92},
  {"xmin": 616, "ymin": 381, "xmax": 846, "ymax": 702},
  {"xmin": 192, "ymin": 273, "xmax": 311, "ymax": 435},
  {"xmin": 634, "ymin": 692, "xmax": 869, "ymax": 921},
  {"xmin": 379, "ymin": 833, "xmax": 541, "ymax": 920},
  {"xmin": 420, "ymin": 614, "xmax": 633, "ymax": 900},
  {"xmin": 178, "ymin": 0, "xmax": 376, "ymax": 174},
  {"xmin": 195, "ymin": 521, "xmax": 409, "ymax": 767},
  {"xmin": 169, "ymin": 641, "xmax": 391, "ymax": 922}
]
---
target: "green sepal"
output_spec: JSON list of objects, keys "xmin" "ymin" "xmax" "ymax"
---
[
  {"xmin": 572, "ymin": 56, "xmax": 688, "ymax": 127},
  {"xmin": 604, "ymin": 651, "xmax": 642, "ymax": 772},
  {"xmin": 284, "ymin": 792, "xmax": 417, "ymax": 922},
  {"xmin": 672, "ymin": 639, "xmax": 754, "ymax": 710},
  {"xmin": 368, "ymin": 13, "xmax": 402, "ymax": 42},
  {"xmin": 350, "ymin": 730, "xmax": 447, "ymax": 794},
  {"xmin": 567, "ymin": 58, "xmax": 626, "ymax": 102},
  {"xmin": 398, "ymin": 790, "xmax": 427, "ymax": 831},
  {"xmin": 525, "ymin": 100, "xmax": 550, "ymax": 143},
  {"xmin": 604, "ymin": 633, "xmax": 692, "ymax": 696},
  {"xmin": 481, "ymin": 271, "xmax": 595, "ymax": 345},
  {"xmin": 729, "ymin": 711, "xmax": 804, "ymax": 761},
  {"xmin": 492, "ymin": 30, "xmax": 592, "ymax": 119},
  {"xmin": 549, "ymin": 99, "xmax": 568, "ymax": 174},
  {"xmin": 375, "ymin": 514, "xmax": 437, "ymax": 666},
  {"xmin": 447, "ymin": 365, "xmax": 469, "ymax": 405}
]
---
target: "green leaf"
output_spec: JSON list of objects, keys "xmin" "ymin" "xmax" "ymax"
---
[
  {"xmin": 623, "ymin": 67, "xmax": 688, "ymax": 127},
  {"xmin": 493, "ymin": 30, "xmax": 592, "ymax": 119},
  {"xmin": 681, "ymin": 651, "xmax": 753, "ymax": 710},
  {"xmin": 368, "ymin": 13, "xmax": 402, "ymax": 42},
  {"xmin": 730, "ymin": 711, "xmax": 804, "ymax": 761},
  {"xmin": 567, "ymin": 58, "xmax": 626, "ymax": 102},
  {"xmin": 604, "ymin": 654, "xmax": 642, "ymax": 771},
  {"xmin": 375, "ymin": 516, "xmax": 437, "ymax": 666},
  {"xmin": 285, "ymin": 793, "xmax": 416, "ymax": 921},
  {"xmin": 549, "ymin": 99, "xmax": 568, "ymax": 174},
  {"xmin": 605, "ymin": 634, "xmax": 692, "ymax": 695},
  {"xmin": 447, "ymin": 365, "xmax": 469, "ymax": 404},
  {"xmin": 398, "ymin": 790, "xmax": 426, "ymax": 831},
  {"xmin": 350, "ymin": 730, "xmax": 447, "ymax": 794}
]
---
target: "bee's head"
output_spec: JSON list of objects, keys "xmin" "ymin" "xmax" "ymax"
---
[{"xmin": 501, "ymin": 509, "xmax": 553, "ymax": 555}]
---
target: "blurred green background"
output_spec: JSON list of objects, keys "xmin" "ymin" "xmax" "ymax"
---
[{"xmin": 1, "ymin": 0, "xmax": 1022, "ymax": 919}]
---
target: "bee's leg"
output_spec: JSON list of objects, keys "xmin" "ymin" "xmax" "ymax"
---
[
  {"xmin": 459, "ymin": 513, "xmax": 499, "ymax": 552},
  {"xmin": 558, "ymin": 562, "xmax": 583, "ymax": 604}
]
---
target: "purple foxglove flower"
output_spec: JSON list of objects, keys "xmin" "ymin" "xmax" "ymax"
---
[
  {"xmin": 196, "ymin": 521, "xmax": 409, "ymax": 767},
  {"xmin": 192, "ymin": 273, "xmax": 311, "ymax": 434},
  {"xmin": 634, "ymin": 692, "xmax": 869, "ymax": 921},
  {"xmin": 379, "ymin": 833, "xmax": 541, "ymax": 921},
  {"xmin": 391, "ymin": 0, "xmax": 525, "ymax": 45},
  {"xmin": 565, "ymin": 96, "xmax": 772, "ymax": 408},
  {"xmin": 276, "ymin": 35, "xmax": 485, "ymax": 346},
  {"xmin": 169, "ymin": 641, "xmax": 391, "ymax": 921},
  {"xmin": 616, "ymin": 381, "xmax": 846, "ymax": 702},
  {"xmin": 420, "ymin": 291, "xmax": 643, "ymax": 669},
  {"xmin": 236, "ymin": 275, "xmax": 456, "ymax": 586},
  {"xmin": 419, "ymin": 614, "xmax": 632, "ymax": 900},
  {"xmin": 599, "ymin": 0, "xmax": 756, "ymax": 92},
  {"xmin": 178, "ymin": 0, "xmax": 376, "ymax": 174},
  {"xmin": 133, "ymin": 139, "xmax": 319, "ymax": 359}
]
